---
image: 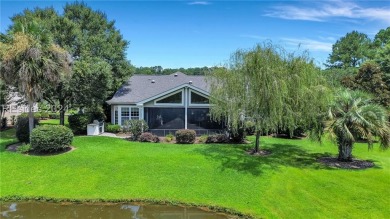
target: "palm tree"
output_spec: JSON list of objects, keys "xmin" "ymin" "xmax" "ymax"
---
[
  {"xmin": 0, "ymin": 19, "xmax": 71, "ymax": 134},
  {"xmin": 326, "ymin": 90, "xmax": 390, "ymax": 161}
]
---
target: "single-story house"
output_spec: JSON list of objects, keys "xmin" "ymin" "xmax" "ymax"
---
[{"xmin": 107, "ymin": 72, "xmax": 224, "ymax": 136}]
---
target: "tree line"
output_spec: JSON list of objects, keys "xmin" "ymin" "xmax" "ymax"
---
[{"xmin": 134, "ymin": 66, "xmax": 224, "ymax": 75}]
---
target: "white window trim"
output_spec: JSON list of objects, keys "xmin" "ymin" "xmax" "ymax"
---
[
  {"xmin": 189, "ymin": 90, "xmax": 210, "ymax": 106},
  {"xmin": 154, "ymin": 90, "xmax": 184, "ymax": 106},
  {"xmin": 117, "ymin": 105, "xmax": 143, "ymax": 126}
]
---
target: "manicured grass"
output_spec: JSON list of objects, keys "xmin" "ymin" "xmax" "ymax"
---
[
  {"xmin": 39, "ymin": 117, "xmax": 69, "ymax": 127},
  {"xmin": 0, "ymin": 130, "xmax": 389, "ymax": 218}
]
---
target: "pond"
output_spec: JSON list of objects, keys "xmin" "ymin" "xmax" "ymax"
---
[{"xmin": 0, "ymin": 201, "xmax": 231, "ymax": 219}]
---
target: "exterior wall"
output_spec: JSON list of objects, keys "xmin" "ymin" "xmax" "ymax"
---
[{"xmin": 110, "ymin": 87, "xmax": 220, "ymax": 135}]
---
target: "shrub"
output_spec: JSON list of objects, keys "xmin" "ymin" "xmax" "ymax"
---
[
  {"xmin": 30, "ymin": 125, "xmax": 73, "ymax": 152},
  {"xmin": 15, "ymin": 116, "xmax": 39, "ymax": 143},
  {"xmin": 165, "ymin": 133, "xmax": 174, "ymax": 142},
  {"xmin": 1, "ymin": 117, "xmax": 7, "ymax": 129},
  {"xmin": 10, "ymin": 115, "xmax": 16, "ymax": 125},
  {"xmin": 87, "ymin": 106, "xmax": 107, "ymax": 122},
  {"xmin": 139, "ymin": 132, "xmax": 159, "ymax": 143},
  {"xmin": 17, "ymin": 143, "xmax": 31, "ymax": 154},
  {"xmin": 40, "ymin": 111, "xmax": 49, "ymax": 119},
  {"xmin": 229, "ymin": 127, "xmax": 246, "ymax": 143},
  {"xmin": 123, "ymin": 120, "xmax": 148, "ymax": 141},
  {"xmin": 34, "ymin": 112, "xmax": 41, "ymax": 120},
  {"xmin": 49, "ymin": 113, "xmax": 60, "ymax": 119},
  {"xmin": 175, "ymin": 129, "xmax": 196, "ymax": 144},
  {"xmin": 245, "ymin": 121, "xmax": 256, "ymax": 135},
  {"xmin": 106, "ymin": 123, "xmax": 121, "ymax": 133},
  {"xmin": 198, "ymin": 134, "xmax": 208, "ymax": 143},
  {"xmin": 206, "ymin": 134, "xmax": 229, "ymax": 143},
  {"xmin": 68, "ymin": 114, "xmax": 91, "ymax": 134}
]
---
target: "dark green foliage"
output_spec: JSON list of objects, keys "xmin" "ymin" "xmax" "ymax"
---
[
  {"xmin": 229, "ymin": 127, "xmax": 246, "ymax": 143},
  {"xmin": 139, "ymin": 132, "xmax": 160, "ymax": 143},
  {"xmin": 33, "ymin": 113, "xmax": 41, "ymax": 120},
  {"xmin": 87, "ymin": 106, "xmax": 107, "ymax": 122},
  {"xmin": 106, "ymin": 123, "xmax": 121, "ymax": 133},
  {"xmin": 49, "ymin": 113, "xmax": 60, "ymax": 119},
  {"xmin": 10, "ymin": 115, "xmax": 16, "ymax": 125},
  {"xmin": 1, "ymin": 117, "xmax": 7, "ymax": 129},
  {"xmin": 15, "ymin": 116, "xmax": 39, "ymax": 143},
  {"xmin": 68, "ymin": 114, "xmax": 91, "ymax": 134},
  {"xmin": 40, "ymin": 111, "xmax": 49, "ymax": 119},
  {"xmin": 244, "ymin": 121, "xmax": 256, "ymax": 135},
  {"xmin": 206, "ymin": 134, "xmax": 229, "ymax": 143},
  {"xmin": 175, "ymin": 129, "xmax": 196, "ymax": 144},
  {"xmin": 123, "ymin": 120, "xmax": 148, "ymax": 141},
  {"xmin": 327, "ymin": 31, "xmax": 371, "ymax": 68},
  {"xmin": 30, "ymin": 125, "xmax": 73, "ymax": 152}
]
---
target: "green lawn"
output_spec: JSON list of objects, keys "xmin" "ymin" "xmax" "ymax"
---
[
  {"xmin": 39, "ymin": 118, "xmax": 69, "ymax": 126},
  {"xmin": 0, "ymin": 128, "xmax": 389, "ymax": 218}
]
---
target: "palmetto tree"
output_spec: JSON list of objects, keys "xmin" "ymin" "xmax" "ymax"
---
[
  {"xmin": 0, "ymin": 19, "xmax": 71, "ymax": 134},
  {"xmin": 327, "ymin": 90, "xmax": 390, "ymax": 161}
]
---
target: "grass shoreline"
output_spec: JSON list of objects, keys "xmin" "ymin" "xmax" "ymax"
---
[{"xmin": 0, "ymin": 196, "xmax": 253, "ymax": 218}]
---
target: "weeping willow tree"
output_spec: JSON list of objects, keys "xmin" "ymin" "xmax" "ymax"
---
[
  {"xmin": 0, "ymin": 19, "xmax": 71, "ymax": 133},
  {"xmin": 208, "ymin": 43, "xmax": 331, "ymax": 153}
]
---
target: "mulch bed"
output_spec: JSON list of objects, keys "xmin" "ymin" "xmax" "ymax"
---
[
  {"xmin": 318, "ymin": 157, "xmax": 375, "ymax": 169},
  {"xmin": 245, "ymin": 149, "xmax": 272, "ymax": 156},
  {"xmin": 6, "ymin": 142, "xmax": 75, "ymax": 156}
]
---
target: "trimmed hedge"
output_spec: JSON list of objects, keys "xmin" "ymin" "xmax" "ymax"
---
[
  {"xmin": 15, "ymin": 116, "xmax": 39, "ymax": 143},
  {"xmin": 175, "ymin": 129, "xmax": 196, "ymax": 144},
  {"xmin": 206, "ymin": 134, "xmax": 229, "ymax": 143},
  {"xmin": 30, "ymin": 125, "xmax": 73, "ymax": 152},
  {"xmin": 139, "ymin": 132, "xmax": 159, "ymax": 143},
  {"xmin": 106, "ymin": 123, "xmax": 121, "ymax": 133},
  {"xmin": 68, "ymin": 114, "xmax": 91, "ymax": 134},
  {"xmin": 40, "ymin": 111, "xmax": 50, "ymax": 119}
]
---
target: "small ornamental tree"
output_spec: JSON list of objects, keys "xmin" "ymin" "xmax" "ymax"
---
[
  {"xmin": 123, "ymin": 120, "xmax": 148, "ymax": 141},
  {"xmin": 321, "ymin": 90, "xmax": 390, "ymax": 161},
  {"xmin": 208, "ymin": 43, "xmax": 331, "ymax": 154}
]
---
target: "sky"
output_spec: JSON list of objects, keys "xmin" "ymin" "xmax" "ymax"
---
[{"xmin": 1, "ymin": 0, "xmax": 389, "ymax": 69}]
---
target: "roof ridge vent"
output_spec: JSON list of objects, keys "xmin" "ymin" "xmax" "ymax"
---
[
  {"xmin": 174, "ymin": 73, "xmax": 178, "ymax": 77},
  {"xmin": 151, "ymin": 80, "xmax": 155, "ymax": 83}
]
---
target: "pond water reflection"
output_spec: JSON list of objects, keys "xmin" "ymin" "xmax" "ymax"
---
[{"xmin": 0, "ymin": 201, "xmax": 230, "ymax": 219}]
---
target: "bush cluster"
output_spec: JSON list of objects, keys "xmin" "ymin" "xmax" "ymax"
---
[
  {"xmin": 206, "ymin": 134, "xmax": 229, "ymax": 143},
  {"xmin": 106, "ymin": 123, "xmax": 121, "ymax": 133},
  {"xmin": 30, "ymin": 125, "xmax": 73, "ymax": 152},
  {"xmin": 40, "ymin": 111, "xmax": 49, "ymax": 119},
  {"xmin": 139, "ymin": 132, "xmax": 159, "ymax": 143},
  {"xmin": 123, "ymin": 120, "xmax": 148, "ymax": 141},
  {"xmin": 175, "ymin": 129, "xmax": 196, "ymax": 144},
  {"xmin": 1, "ymin": 117, "xmax": 7, "ymax": 129},
  {"xmin": 245, "ymin": 121, "xmax": 256, "ymax": 135},
  {"xmin": 68, "ymin": 114, "xmax": 91, "ymax": 134},
  {"xmin": 15, "ymin": 116, "xmax": 39, "ymax": 143},
  {"xmin": 165, "ymin": 133, "xmax": 174, "ymax": 142},
  {"xmin": 49, "ymin": 113, "xmax": 60, "ymax": 119}
]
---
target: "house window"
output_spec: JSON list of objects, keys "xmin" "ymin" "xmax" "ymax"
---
[
  {"xmin": 130, "ymin": 108, "xmax": 139, "ymax": 120},
  {"xmin": 121, "ymin": 107, "xmax": 130, "ymax": 125},
  {"xmin": 114, "ymin": 107, "xmax": 118, "ymax": 124},
  {"xmin": 155, "ymin": 91, "xmax": 182, "ymax": 104},
  {"xmin": 190, "ymin": 91, "xmax": 209, "ymax": 104}
]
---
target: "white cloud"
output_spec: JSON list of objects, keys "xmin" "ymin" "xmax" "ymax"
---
[
  {"xmin": 264, "ymin": 0, "xmax": 390, "ymax": 24},
  {"xmin": 188, "ymin": 1, "xmax": 210, "ymax": 5},
  {"xmin": 281, "ymin": 38, "xmax": 333, "ymax": 52}
]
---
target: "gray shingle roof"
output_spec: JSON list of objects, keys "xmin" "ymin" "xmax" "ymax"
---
[{"xmin": 107, "ymin": 72, "xmax": 209, "ymax": 104}]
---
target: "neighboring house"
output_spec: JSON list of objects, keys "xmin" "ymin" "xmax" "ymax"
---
[{"xmin": 107, "ymin": 72, "xmax": 224, "ymax": 135}]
